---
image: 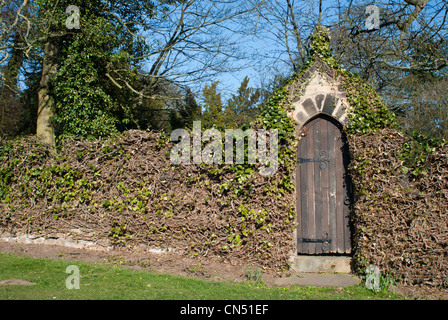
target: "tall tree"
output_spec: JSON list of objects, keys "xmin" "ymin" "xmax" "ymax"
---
[
  {"xmin": 200, "ymin": 81, "xmax": 225, "ymax": 129},
  {"xmin": 32, "ymin": 0, "xmax": 154, "ymax": 143},
  {"xmin": 36, "ymin": 39, "xmax": 57, "ymax": 146},
  {"xmin": 1, "ymin": 0, "xmax": 261, "ymax": 144},
  {"xmin": 330, "ymin": 1, "xmax": 448, "ymax": 137},
  {"xmin": 224, "ymin": 76, "xmax": 261, "ymax": 129},
  {"xmin": 167, "ymin": 87, "xmax": 201, "ymax": 130},
  {"xmin": 0, "ymin": 0, "xmax": 30, "ymax": 136},
  {"xmin": 255, "ymin": 0, "xmax": 447, "ymax": 138},
  {"xmin": 0, "ymin": 32, "xmax": 26, "ymax": 136}
]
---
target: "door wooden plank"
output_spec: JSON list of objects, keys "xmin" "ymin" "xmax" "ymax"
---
[
  {"xmin": 300, "ymin": 125, "xmax": 312, "ymax": 253},
  {"xmin": 305, "ymin": 122, "xmax": 315, "ymax": 253},
  {"xmin": 313, "ymin": 119, "xmax": 322, "ymax": 254},
  {"xmin": 342, "ymin": 137, "xmax": 352, "ymax": 254},
  {"xmin": 320, "ymin": 118, "xmax": 330, "ymax": 254},
  {"xmin": 335, "ymin": 128, "xmax": 345, "ymax": 253},
  {"xmin": 299, "ymin": 136, "xmax": 306, "ymax": 253},
  {"xmin": 297, "ymin": 134, "xmax": 305, "ymax": 253},
  {"xmin": 327, "ymin": 120, "xmax": 337, "ymax": 253}
]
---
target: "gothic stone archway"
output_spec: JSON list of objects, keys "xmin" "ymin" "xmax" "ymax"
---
[{"xmin": 286, "ymin": 64, "xmax": 353, "ymax": 256}]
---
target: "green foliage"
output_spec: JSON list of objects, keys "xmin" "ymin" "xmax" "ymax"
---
[
  {"xmin": 32, "ymin": 0, "xmax": 156, "ymax": 142},
  {"xmin": 200, "ymin": 77, "xmax": 263, "ymax": 130},
  {"xmin": 224, "ymin": 76, "xmax": 262, "ymax": 129},
  {"xmin": 0, "ymin": 136, "xmax": 116, "ymax": 216},
  {"xmin": 51, "ymin": 7, "xmax": 138, "ymax": 141},
  {"xmin": 6, "ymin": 25, "xmax": 435, "ymax": 275},
  {"xmin": 398, "ymin": 130, "xmax": 446, "ymax": 179},
  {"xmin": 303, "ymin": 26, "xmax": 398, "ymax": 136},
  {"xmin": 363, "ymin": 269, "xmax": 397, "ymax": 294},
  {"xmin": 243, "ymin": 266, "xmax": 264, "ymax": 284},
  {"xmin": 309, "ymin": 25, "xmax": 335, "ymax": 64},
  {"xmin": 256, "ymin": 84, "xmax": 297, "ymax": 171},
  {"xmin": 342, "ymin": 76, "xmax": 398, "ymax": 135},
  {"xmin": 109, "ymin": 220, "xmax": 130, "ymax": 245},
  {"xmin": 168, "ymin": 89, "xmax": 202, "ymax": 130},
  {"xmin": 239, "ymin": 205, "xmax": 267, "ymax": 227},
  {"xmin": 0, "ymin": 140, "xmax": 15, "ymax": 202},
  {"xmin": 0, "ymin": 253, "xmax": 404, "ymax": 300},
  {"xmin": 200, "ymin": 81, "xmax": 225, "ymax": 130}
]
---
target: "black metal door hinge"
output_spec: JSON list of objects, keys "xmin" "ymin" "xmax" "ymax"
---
[
  {"xmin": 297, "ymin": 150, "xmax": 330, "ymax": 170},
  {"xmin": 297, "ymin": 233, "xmax": 332, "ymax": 252}
]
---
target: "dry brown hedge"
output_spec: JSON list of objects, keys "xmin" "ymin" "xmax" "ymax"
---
[
  {"xmin": 0, "ymin": 130, "xmax": 295, "ymax": 270},
  {"xmin": 348, "ymin": 128, "xmax": 448, "ymax": 288},
  {"xmin": 2, "ymin": 127, "xmax": 448, "ymax": 287}
]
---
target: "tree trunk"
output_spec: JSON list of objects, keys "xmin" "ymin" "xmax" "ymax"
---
[
  {"xmin": 36, "ymin": 40, "xmax": 58, "ymax": 147},
  {"xmin": 3, "ymin": 33, "xmax": 25, "ymax": 91},
  {"xmin": 0, "ymin": 32, "xmax": 26, "ymax": 136}
]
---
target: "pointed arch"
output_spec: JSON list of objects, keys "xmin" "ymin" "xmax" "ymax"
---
[{"xmin": 292, "ymin": 92, "xmax": 349, "ymax": 129}]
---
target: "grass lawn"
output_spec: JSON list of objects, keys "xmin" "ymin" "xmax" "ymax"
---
[{"xmin": 0, "ymin": 253, "xmax": 404, "ymax": 300}]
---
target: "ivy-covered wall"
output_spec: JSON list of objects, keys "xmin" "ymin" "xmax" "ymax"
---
[
  {"xmin": 296, "ymin": 26, "xmax": 448, "ymax": 288},
  {"xmin": 1, "ymin": 26, "xmax": 447, "ymax": 288},
  {"xmin": 0, "ymin": 42, "xmax": 301, "ymax": 270},
  {"xmin": 255, "ymin": 25, "xmax": 448, "ymax": 287},
  {"xmin": 348, "ymin": 129, "xmax": 448, "ymax": 287},
  {"xmin": 0, "ymin": 129, "xmax": 296, "ymax": 270}
]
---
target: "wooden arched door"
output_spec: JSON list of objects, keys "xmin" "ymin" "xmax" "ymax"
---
[{"xmin": 296, "ymin": 115, "xmax": 352, "ymax": 254}]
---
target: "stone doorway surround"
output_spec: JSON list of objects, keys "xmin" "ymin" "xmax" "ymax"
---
[
  {"xmin": 286, "ymin": 63, "xmax": 353, "ymax": 273},
  {"xmin": 286, "ymin": 65, "xmax": 349, "ymax": 130}
]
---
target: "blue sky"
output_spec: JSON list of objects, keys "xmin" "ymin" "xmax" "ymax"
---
[{"xmin": 3, "ymin": 0, "xmax": 447, "ymax": 105}]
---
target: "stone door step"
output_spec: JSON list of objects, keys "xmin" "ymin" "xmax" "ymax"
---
[{"xmin": 291, "ymin": 255, "xmax": 352, "ymax": 273}]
